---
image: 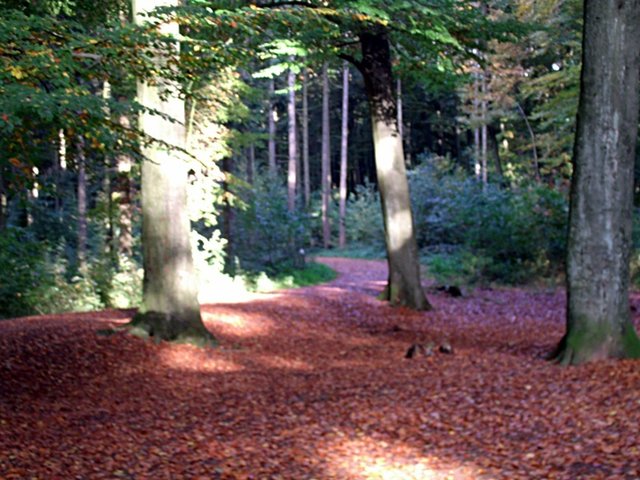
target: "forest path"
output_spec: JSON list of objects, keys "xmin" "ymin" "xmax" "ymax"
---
[{"xmin": 1, "ymin": 258, "xmax": 640, "ymax": 479}]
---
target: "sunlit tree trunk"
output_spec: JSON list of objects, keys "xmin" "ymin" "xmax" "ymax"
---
[
  {"xmin": 76, "ymin": 136, "xmax": 88, "ymax": 272},
  {"xmin": 268, "ymin": 78, "xmax": 277, "ymax": 175},
  {"xmin": 287, "ymin": 68, "xmax": 297, "ymax": 212},
  {"xmin": 128, "ymin": 0, "xmax": 215, "ymax": 346},
  {"xmin": 551, "ymin": 0, "xmax": 640, "ymax": 365},
  {"xmin": 338, "ymin": 62, "xmax": 349, "ymax": 248},
  {"xmin": 396, "ymin": 78, "xmax": 406, "ymax": 165},
  {"xmin": 359, "ymin": 28, "xmax": 430, "ymax": 310},
  {"xmin": 116, "ymin": 112, "xmax": 134, "ymax": 259},
  {"xmin": 321, "ymin": 63, "xmax": 331, "ymax": 248},
  {"xmin": 102, "ymin": 80, "xmax": 118, "ymax": 268},
  {"xmin": 302, "ymin": 68, "xmax": 310, "ymax": 208}
]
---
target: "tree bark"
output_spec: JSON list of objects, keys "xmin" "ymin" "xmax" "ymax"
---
[
  {"xmin": 338, "ymin": 62, "xmax": 349, "ymax": 248},
  {"xmin": 76, "ymin": 135, "xmax": 88, "ymax": 272},
  {"xmin": 480, "ymin": 69, "xmax": 488, "ymax": 188},
  {"xmin": 268, "ymin": 78, "xmax": 277, "ymax": 175},
  {"xmin": 358, "ymin": 28, "xmax": 431, "ymax": 310},
  {"xmin": 287, "ymin": 68, "xmax": 297, "ymax": 212},
  {"xmin": 321, "ymin": 63, "xmax": 331, "ymax": 248},
  {"xmin": 552, "ymin": 0, "xmax": 640, "ymax": 364},
  {"xmin": 302, "ymin": 68, "xmax": 310, "ymax": 208},
  {"xmin": 115, "ymin": 110, "xmax": 134, "ymax": 259},
  {"xmin": 128, "ymin": 0, "xmax": 215, "ymax": 347}
]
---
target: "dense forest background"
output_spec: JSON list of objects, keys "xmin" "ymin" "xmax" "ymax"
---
[{"xmin": 1, "ymin": 0, "xmax": 639, "ymax": 319}]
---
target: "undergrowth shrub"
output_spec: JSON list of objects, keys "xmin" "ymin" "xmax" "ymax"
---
[
  {"xmin": 232, "ymin": 174, "xmax": 308, "ymax": 275},
  {"xmin": 0, "ymin": 227, "xmax": 142, "ymax": 318},
  {"xmin": 409, "ymin": 157, "xmax": 569, "ymax": 284}
]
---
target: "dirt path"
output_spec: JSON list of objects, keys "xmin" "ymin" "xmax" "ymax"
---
[{"xmin": 1, "ymin": 258, "xmax": 640, "ymax": 479}]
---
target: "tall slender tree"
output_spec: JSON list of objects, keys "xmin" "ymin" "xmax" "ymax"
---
[
  {"xmin": 128, "ymin": 0, "xmax": 215, "ymax": 346},
  {"xmin": 302, "ymin": 68, "xmax": 311, "ymax": 208},
  {"xmin": 321, "ymin": 62, "xmax": 331, "ymax": 248},
  {"xmin": 338, "ymin": 62, "xmax": 349, "ymax": 248},
  {"xmin": 76, "ymin": 136, "xmax": 88, "ymax": 272},
  {"xmin": 268, "ymin": 78, "xmax": 277, "ymax": 175},
  {"xmin": 551, "ymin": 0, "xmax": 640, "ymax": 364},
  {"xmin": 287, "ymin": 68, "xmax": 298, "ymax": 212}
]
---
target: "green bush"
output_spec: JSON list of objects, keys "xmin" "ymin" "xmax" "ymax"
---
[
  {"xmin": 409, "ymin": 157, "xmax": 568, "ymax": 284},
  {"xmin": 232, "ymin": 174, "xmax": 308, "ymax": 275}
]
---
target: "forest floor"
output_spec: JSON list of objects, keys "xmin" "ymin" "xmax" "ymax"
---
[{"xmin": 1, "ymin": 258, "xmax": 640, "ymax": 480}]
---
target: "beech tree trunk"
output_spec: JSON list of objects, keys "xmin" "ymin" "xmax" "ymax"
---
[
  {"xmin": 338, "ymin": 62, "xmax": 349, "ymax": 248},
  {"xmin": 128, "ymin": 0, "xmax": 215, "ymax": 346},
  {"xmin": 287, "ymin": 68, "xmax": 297, "ymax": 212},
  {"xmin": 358, "ymin": 29, "xmax": 430, "ymax": 310},
  {"xmin": 321, "ymin": 63, "xmax": 331, "ymax": 248},
  {"xmin": 552, "ymin": 0, "xmax": 640, "ymax": 364}
]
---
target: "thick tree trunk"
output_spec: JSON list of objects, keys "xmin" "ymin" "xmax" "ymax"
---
[
  {"xmin": 268, "ymin": 78, "xmax": 277, "ymax": 175},
  {"xmin": 552, "ymin": 0, "xmax": 640, "ymax": 364},
  {"xmin": 338, "ymin": 62, "xmax": 349, "ymax": 248},
  {"xmin": 302, "ymin": 68, "xmax": 310, "ymax": 208},
  {"xmin": 128, "ymin": 0, "xmax": 215, "ymax": 347},
  {"xmin": 287, "ymin": 68, "xmax": 297, "ymax": 212},
  {"xmin": 76, "ymin": 136, "xmax": 88, "ymax": 272},
  {"xmin": 321, "ymin": 63, "xmax": 331, "ymax": 248},
  {"xmin": 359, "ymin": 29, "xmax": 431, "ymax": 310}
]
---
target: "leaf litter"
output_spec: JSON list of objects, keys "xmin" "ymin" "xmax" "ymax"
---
[{"xmin": 1, "ymin": 258, "xmax": 640, "ymax": 479}]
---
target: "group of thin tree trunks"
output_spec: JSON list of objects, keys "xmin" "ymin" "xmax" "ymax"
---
[{"xmin": 124, "ymin": 0, "xmax": 640, "ymax": 364}]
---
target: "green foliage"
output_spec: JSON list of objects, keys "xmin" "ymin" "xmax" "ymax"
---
[
  {"xmin": 243, "ymin": 262, "xmax": 336, "ymax": 292},
  {"xmin": 423, "ymin": 250, "xmax": 491, "ymax": 286},
  {"xmin": 409, "ymin": 158, "xmax": 568, "ymax": 284},
  {"xmin": 345, "ymin": 182, "xmax": 385, "ymax": 247},
  {"xmin": 232, "ymin": 174, "xmax": 308, "ymax": 275}
]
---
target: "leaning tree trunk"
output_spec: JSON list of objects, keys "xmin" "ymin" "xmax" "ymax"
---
[
  {"xmin": 128, "ymin": 0, "xmax": 215, "ymax": 346},
  {"xmin": 359, "ymin": 29, "xmax": 431, "ymax": 310},
  {"xmin": 552, "ymin": 0, "xmax": 640, "ymax": 365}
]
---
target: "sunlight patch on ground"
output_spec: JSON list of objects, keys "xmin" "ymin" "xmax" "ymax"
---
[
  {"xmin": 202, "ymin": 311, "xmax": 274, "ymax": 338},
  {"xmin": 158, "ymin": 347, "xmax": 243, "ymax": 373},
  {"xmin": 320, "ymin": 435, "xmax": 478, "ymax": 480}
]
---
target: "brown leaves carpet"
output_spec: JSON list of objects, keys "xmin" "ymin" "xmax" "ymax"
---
[{"xmin": 1, "ymin": 258, "xmax": 640, "ymax": 479}]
